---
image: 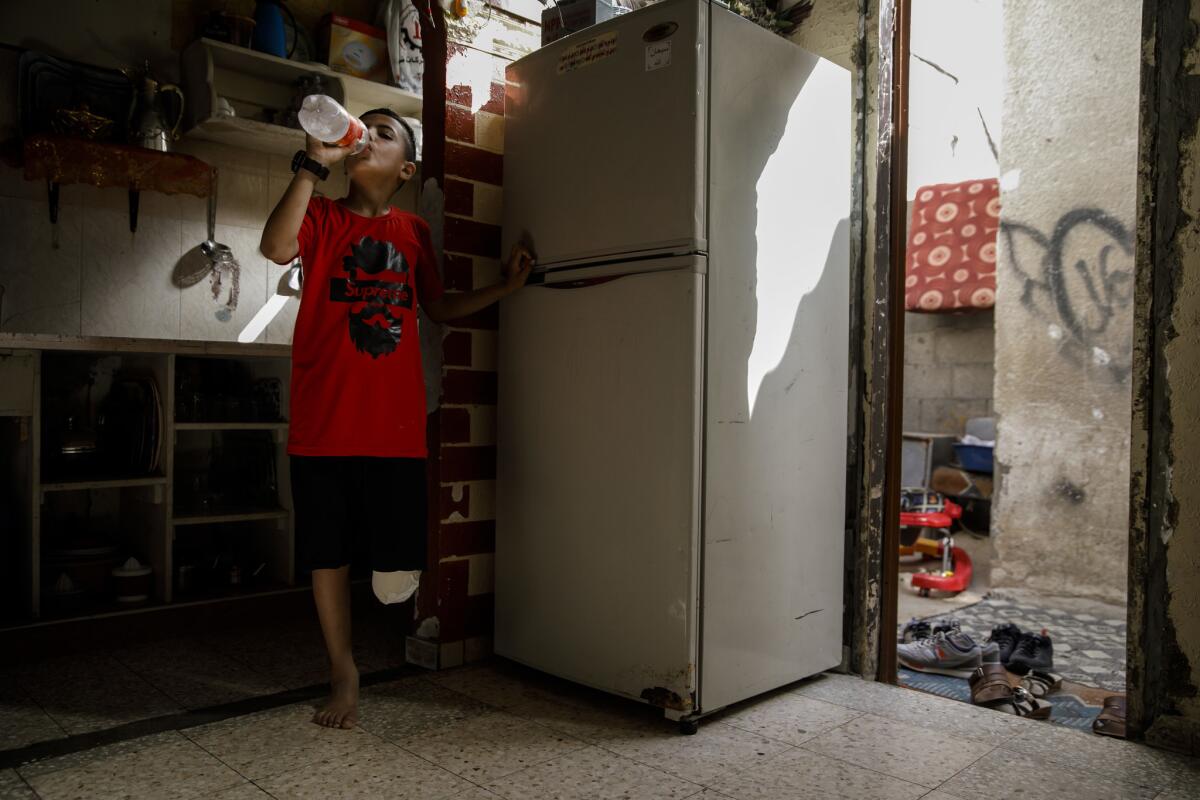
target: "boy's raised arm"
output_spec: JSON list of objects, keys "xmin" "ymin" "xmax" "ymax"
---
[{"xmin": 260, "ymin": 135, "xmax": 351, "ymax": 264}]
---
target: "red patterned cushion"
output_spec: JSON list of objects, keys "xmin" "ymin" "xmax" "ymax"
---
[{"xmin": 906, "ymin": 179, "xmax": 1000, "ymax": 312}]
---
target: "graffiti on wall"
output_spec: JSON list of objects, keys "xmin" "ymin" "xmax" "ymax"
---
[{"xmin": 1000, "ymin": 208, "xmax": 1134, "ymax": 382}]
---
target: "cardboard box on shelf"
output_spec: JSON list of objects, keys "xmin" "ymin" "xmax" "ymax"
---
[{"xmin": 319, "ymin": 14, "xmax": 390, "ymax": 84}]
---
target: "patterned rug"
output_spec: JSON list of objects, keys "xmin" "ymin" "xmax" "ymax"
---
[
  {"xmin": 900, "ymin": 591, "xmax": 1127, "ymax": 692},
  {"xmin": 897, "ymin": 668, "xmax": 1104, "ymax": 732}
]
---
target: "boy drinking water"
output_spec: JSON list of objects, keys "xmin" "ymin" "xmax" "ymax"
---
[{"xmin": 261, "ymin": 108, "xmax": 532, "ymax": 728}]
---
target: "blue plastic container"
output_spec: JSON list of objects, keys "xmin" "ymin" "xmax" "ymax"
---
[
  {"xmin": 954, "ymin": 443, "xmax": 994, "ymax": 473},
  {"xmin": 252, "ymin": 0, "xmax": 288, "ymax": 58}
]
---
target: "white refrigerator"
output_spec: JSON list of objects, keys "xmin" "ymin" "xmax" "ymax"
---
[{"xmin": 496, "ymin": 0, "xmax": 852, "ymax": 726}]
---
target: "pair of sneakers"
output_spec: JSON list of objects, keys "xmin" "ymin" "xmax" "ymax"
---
[
  {"xmin": 898, "ymin": 619, "xmax": 999, "ymax": 678},
  {"xmin": 988, "ymin": 623, "xmax": 1054, "ymax": 675}
]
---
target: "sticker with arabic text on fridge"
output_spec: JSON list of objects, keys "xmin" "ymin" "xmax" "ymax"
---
[
  {"xmin": 645, "ymin": 40, "xmax": 672, "ymax": 71},
  {"xmin": 557, "ymin": 32, "xmax": 619, "ymax": 74}
]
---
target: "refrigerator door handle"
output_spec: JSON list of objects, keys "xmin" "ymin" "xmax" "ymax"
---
[{"xmin": 535, "ymin": 275, "xmax": 623, "ymax": 290}]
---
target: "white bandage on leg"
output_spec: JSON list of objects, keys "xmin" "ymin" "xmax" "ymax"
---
[{"xmin": 372, "ymin": 569, "xmax": 421, "ymax": 605}]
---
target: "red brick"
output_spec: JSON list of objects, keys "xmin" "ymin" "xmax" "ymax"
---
[
  {"xmin": 446, "ymin": 142, "xmax": 503, "ymax": 185},
  {"xmin": 440, "ymin": 520, "xmax": 496, "ymax": 559},
  {"xmin": 443, "ymin": 369, "xmax": 498, "ymax": 405},
  {"xmin": 443, "ymin": 253, "xmax": 474, "ymax": 291},
  {"xmin": 440, "ymin": 445, "xmax": 497, "ymax": 482},
  {"xmin": 439, "ymin": 406, "xmax": 471, "ymax": 444},
  {"xmin": 481, "ymin": 82, "xmax": 505, "ymax": 116},
  {"xmin": 438, "ymin": 558, "xmax": 469, "ymax": 641},
  {"xmin": 445, "ymin": 75, "xmax": 503, "ymax": 115},
  {"xmin": 443, "ymin": 330, "xmax": 472, "ymax": 367},
  {"xmin": 445, "ymin": 216, "xmax": 501, "ymax": 259},
  {"xmin": 441, "ymin": 483, "xmax": 471, "ymax": 520},
  {"xmin": 446, "ymin": 104, "xmax": 476, "ymax": 144},
  {"xmin": 447, "ymin": 83, "xmax": 472, "ymax": 107},
  {"xmin": 447, "ymin": 305, "xmax": 499, "ymax": 331},
  {"xmin": 444, "ymin": 178, "xmax": 475, "ymax": 217},
  {"xmin": 465, "ymin": 593, "xmax": 495, "ymax": 637}
]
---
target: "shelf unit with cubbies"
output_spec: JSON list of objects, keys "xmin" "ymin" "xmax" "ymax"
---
[{"xmin": 0, "ymin": 334, "xmax": 298, "ymax": 628}]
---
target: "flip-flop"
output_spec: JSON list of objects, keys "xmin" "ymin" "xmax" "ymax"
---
[
  {"xmin": 1093, "ymin": 695, "xmax": 1126, "ymax": 739},
  {"xmin": 1020, "ymin": 670, "xmax": 1063, "ymax": 698},
  {"xmin": 969, "ymin": 664, "xmax": 1014, "ymax": 706}
]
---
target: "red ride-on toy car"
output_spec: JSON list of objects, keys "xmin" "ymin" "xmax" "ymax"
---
[{"xmin": 899, "ymin": 490, "xmax": 973, "ymax": 596}]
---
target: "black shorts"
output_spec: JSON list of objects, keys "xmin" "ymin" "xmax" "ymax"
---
[{"xmin": 290, "ymin": 456, "xmax": 428, "ymax": 572}]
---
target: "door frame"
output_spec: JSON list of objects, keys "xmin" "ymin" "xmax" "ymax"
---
[
  {"xmin": 856, "ymin": 0, "xmax": 1183, "ymax": 745},
  {"xmin": 846, "ymin": 0, "xmax": 910, "ymax": 683}
]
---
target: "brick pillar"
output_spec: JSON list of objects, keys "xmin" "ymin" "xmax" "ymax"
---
[{"xmin": 418, "ymin": 42, "xmax": 508, "ymax": 668}]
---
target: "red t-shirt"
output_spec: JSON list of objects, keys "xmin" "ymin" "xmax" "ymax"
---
[{"xmin": 286, "ymin": 196, "xmax": 444, "ymax": 458}]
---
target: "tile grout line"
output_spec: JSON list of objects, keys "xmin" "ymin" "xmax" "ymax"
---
[
  {"xmin": 588, "ymin": 728, "xmax": 798, "ymax": 791},
  {"xmin": 923, "ymin": 739, "xmax": 1007, "ymax": 796},
  {"xmin": 10, "ymin": 682, "xmax": 71, "ymax": 747},
  {"xmin": 792, "ymin": 686, "xmax": 1030, "ymax": 747},
  {"xmin": 107, "ymin": 650, "xmax": 193, "ymax": 714},
  {"xmin": 13, "ymin": 769, "xmax": 40, "ymax": 800},
  {"xmin": 0, "ymin": 664, "xmax": 422, "ymax": 771},
  {"xmin": 789, "ymin": 711, "xmax": 1000, "ymax": 795}
]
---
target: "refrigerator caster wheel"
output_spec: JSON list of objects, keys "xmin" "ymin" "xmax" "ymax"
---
[{"xmin": 679, "ymin": 719, "xmax": 699, "ymax": 736}]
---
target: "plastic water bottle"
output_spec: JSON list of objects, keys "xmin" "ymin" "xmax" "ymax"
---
[{"xmin": 297, "ymin": 95, "xmax": 368, "ymax": 154}]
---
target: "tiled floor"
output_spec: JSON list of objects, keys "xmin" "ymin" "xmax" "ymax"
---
[
  {"xmin": 942, "ymin": 589, "xmax": 1127, "ymax": 691},
  {"xmin": 3, "ymin": 663, "xmax": 1197, "ymax": 800},
  {"xmin": 0, "ymin": 610, "xmax": 405, "ymax": 752}
]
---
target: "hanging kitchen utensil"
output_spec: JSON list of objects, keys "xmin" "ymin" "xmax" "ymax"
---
[
  {"xmin": 126, "ymin": 60, "xmax": 184, "ymax": 152},
  {"xmin": 174, "ymin": 168, "xmax": 239, "ymax": 317}
]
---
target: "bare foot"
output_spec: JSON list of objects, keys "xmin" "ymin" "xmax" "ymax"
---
[{"xmin": 313, "ymin": 661, "xmax": 359, "ymax": 729}]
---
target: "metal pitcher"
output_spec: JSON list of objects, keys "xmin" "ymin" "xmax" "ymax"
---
[{"xmin": 127, "ymin": 61, "xmax": 184, "ymax": 152}]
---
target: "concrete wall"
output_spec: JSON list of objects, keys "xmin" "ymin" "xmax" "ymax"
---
[
  {"xmin": 788, "ymin": 0, "xmax": 858, "ymax": 70},
  {"xmin": 992, "ymin": 0, "xmax": 1140, "ymax": 603},
  {"xmin": 903, "ymin": 310, "xmax": 994, "ymax": 434}
]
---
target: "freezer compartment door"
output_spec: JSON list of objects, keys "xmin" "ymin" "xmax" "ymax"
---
[
  {"xmin": 496, "ymin": 266, "xmax": 704, "ymax": 712},
  {"xmin": 502, "ymin": 0, "xmax": 708, "ymax": 267}
]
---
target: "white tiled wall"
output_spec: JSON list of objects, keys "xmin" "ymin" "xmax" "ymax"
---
[{"xmin": 0, "ymin": 139, "xmax": 363, "ymax": 344}]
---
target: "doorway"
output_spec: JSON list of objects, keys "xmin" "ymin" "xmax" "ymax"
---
[{"xmin": 883, "ymin": 0, "xmax": 1139, "ymax": 734}]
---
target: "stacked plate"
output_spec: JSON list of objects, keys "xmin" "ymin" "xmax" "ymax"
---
[{"xmin": 97, "ymin": 377, "xmax": 162, "ymax": 475}]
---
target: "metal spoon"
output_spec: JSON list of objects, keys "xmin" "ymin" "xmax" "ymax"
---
[{"xmin": 201, "ymin": 170, "xmax": 234, "ymax": 266}]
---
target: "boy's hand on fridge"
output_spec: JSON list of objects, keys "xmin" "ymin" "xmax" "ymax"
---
[
  {"xmin": 304, "ymin": 134, "xmax": 353, "ymax": 167},
  {"xmin": 504, "ymin": 244, "xmax": 535, "ymax": 294}
]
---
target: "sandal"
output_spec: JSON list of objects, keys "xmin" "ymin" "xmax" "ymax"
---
[
  {"xmin": 1020, "ymin": 670, "xmax": 1063, "ymax": 698},
  {"xmin": 1093, "ymin": 695, "xmax": 1126, "ymax": 739},
  {"xmin": 969, "ymin": 664, "xmax": 1013, "ymax": 706},
  {"xmin": 992, "ymin": 686, "xmax": 1052, "ymax": 719}
]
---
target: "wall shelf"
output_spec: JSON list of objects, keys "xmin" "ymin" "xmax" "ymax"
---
[
  {"xmin": 172, "ymin": 510, "xmax": 289, "ymax": 526},
  {"xmin": 41, "ymin": 476, "xmax": 168, "ymax": 493},
  {"xmin": 175, "ymin": 422, "xmax": 288, "ymax": 431},
  {"xmin": 181, "ymin": 38, "xmax": 422, "ymax": 158}
]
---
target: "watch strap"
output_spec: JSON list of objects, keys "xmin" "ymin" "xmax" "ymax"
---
[{"xmin": 291, "ymin": 150, "xmax": 330, "ymax": 181}]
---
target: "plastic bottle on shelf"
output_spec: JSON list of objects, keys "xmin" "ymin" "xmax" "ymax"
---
[{"xmin": 297, "ymin": 95, "xmax": 368, "ymax": 154}]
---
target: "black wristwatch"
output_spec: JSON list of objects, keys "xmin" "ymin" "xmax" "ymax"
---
[{"xmin": 291, "ymin": 150, "xmax": 330, "ymax": 181}]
